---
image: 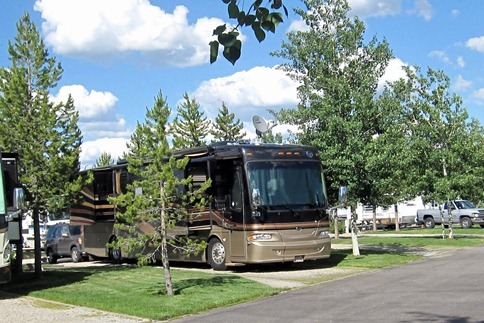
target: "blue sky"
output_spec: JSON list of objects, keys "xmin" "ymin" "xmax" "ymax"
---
[{"xmin": 1, "ymin": 0, "xmax": 483, "ymax": 168}]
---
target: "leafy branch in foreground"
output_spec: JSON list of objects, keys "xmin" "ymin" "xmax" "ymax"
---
[{"xmin": 210, "ymin": 0, "xmax": 288, "ymax": 64}]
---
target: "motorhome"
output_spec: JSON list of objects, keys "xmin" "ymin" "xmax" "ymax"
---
[{"xmin": 71, "ymin": 142, "xmax": 332, "ymax": 270}]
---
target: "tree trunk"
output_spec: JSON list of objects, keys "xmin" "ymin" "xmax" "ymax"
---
[
  {"xmin": 333, "ymin": 212, "xmax": 339, "ymax": 240},
  {"xmin": 447, "ymin": 199, "xmax": 454, "ymax": 239},
  {"xmin": 394, "ymin": 204, "xmax": 400, "ymax": 231},
  {"xmin": 160, "ymin": 183, "xmax": 174, "ymax": 296},
  {"xmin": 33, "ymin": 205, "xmax": 42, "ymax": 279},
  {"xmin": 372, "ymin": 205, "xmax": 377, "ymax": 231},
  {"xmin": 439, "ymin": 205, "xmax": 447, "ymax": 240},
  {"xmin": 351, "ymin": 206, "xmax": 360, "ymax": 256}
]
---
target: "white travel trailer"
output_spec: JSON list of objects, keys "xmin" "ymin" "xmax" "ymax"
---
[{"xmin": 336, "ymin": 197, "xmax": 426, "ymax": 230}]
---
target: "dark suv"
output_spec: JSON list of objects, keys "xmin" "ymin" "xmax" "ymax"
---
[{"xmin": 45, "ymin": 223, "xmax": 85, "ymax": 263}]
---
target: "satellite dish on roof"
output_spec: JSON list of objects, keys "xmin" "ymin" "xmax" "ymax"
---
[{"xmin": 252, "ymin": 115, "xmax": 269, "ymax": 135}]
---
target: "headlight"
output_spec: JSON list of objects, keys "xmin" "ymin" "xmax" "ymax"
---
[
  {"xmin": 319, "ymin": 230, "xmax": 329, "ymax": 237},
  {"xmin": 4, "ymin": 244, "xmax": 11, "ymax": 263},
  {"xmin": 472, "ymin": 213, "xmax": 479, "ymax": 218},
  {"xmin": 247, "ymin": 233, "xmax": 272, "ymax": 241}
]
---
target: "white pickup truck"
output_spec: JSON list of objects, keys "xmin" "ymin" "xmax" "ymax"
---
[{"xmin": 416, "ymin": 200, "xmax": 484, "ymax": 229}]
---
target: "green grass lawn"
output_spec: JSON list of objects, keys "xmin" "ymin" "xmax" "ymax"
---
[{"xmin": 3, "ymin": 266, "xmax": 278, "ymax": 321}]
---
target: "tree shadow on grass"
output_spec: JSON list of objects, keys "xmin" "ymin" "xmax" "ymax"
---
[
  {"xmin": 146, "ymin": 275, "xmax": 247, "ymax": 296},
  {"xmin": 1, "ymin": 266, "xmax": 133, "ymax": 299}
]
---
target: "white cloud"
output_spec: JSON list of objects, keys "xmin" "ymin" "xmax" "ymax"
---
[
  {"xmin": 34, "ymin": 0, "xmax": 226, "ymax": 67},
  {"xmin": 453, "ymin": 75, "xmax": 472, "ymax": 91},
  {"xmin": 466, "ymin": 36, "xmax": 484, "ymax": 53},
  {"xmin": 451, "ymin": 9, "xmax": 459, "ymax": 18},
  {"xmin": 411, "ymin": 0, "xmax": 433, "ymax": 21},
  {"xmin": 471, "ymin": 88, "xmax": 484, "ymax": 104},
  {"xmin": 349, "ymin": 0, "xmax": 401, "ymax": 18},
  {"xmin": 51, "ymin": 85, "xmax": 131, "ymax": 142},
  {"xmin": 80, "ymin": 137, "xmax": 129, "ymax": 169},
  {"xmin": 377, "ymin": 58, "xmax": 408, "ymax": 92},
  {"xmin": 429, "ymin": 50, "xmax": 450, "ymax": 64},
  {"xmin": 287, "ymin": 18, "xmax": 309, "ymax": 33},
  {"xmin": 288, "ymin": 0, "xmax": 401, "ymax": 31},
  {"xmin": 456, "ymin": 56, "xmax": 465, "ymax": 68},
  {"xmin": 53, "ymin": 85, "xmax": 118, "ymax": 119},
  {"xmin": 191, "ymin": 66, "xmax": 299, "ymax": 122}
]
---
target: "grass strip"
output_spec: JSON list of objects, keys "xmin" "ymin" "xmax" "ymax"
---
[{"xmin": 4, "ymin": 266, "xmax": 278, "ymax": 321}]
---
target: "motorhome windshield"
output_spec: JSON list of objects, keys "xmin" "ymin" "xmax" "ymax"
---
[{"xmin": 247, "ymin": 161, "xmax": 326, "ymax": 208}]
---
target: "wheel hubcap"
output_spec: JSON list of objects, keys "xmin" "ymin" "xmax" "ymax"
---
[{"xmin": 211, "ymin": 242, "xmax": 225, "ymax": 264}]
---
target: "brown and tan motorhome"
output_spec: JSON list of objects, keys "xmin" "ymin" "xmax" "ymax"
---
[{"xmin": 70, "ymin": 141, "xmax": 331, "ymax": 270}]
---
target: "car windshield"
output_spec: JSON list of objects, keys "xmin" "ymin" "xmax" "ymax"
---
[
  {"xmin": 454, "ymin": 200, "xmax": 476, "ymax": 209},
  {"xmin": 247, "ymin": 161, "xmax": 327, "ymax": 208}
]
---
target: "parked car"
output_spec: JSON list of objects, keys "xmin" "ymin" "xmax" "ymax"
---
[{"xmin": 44, "ymin": 223, "xmax": 85, "ymax": 263}]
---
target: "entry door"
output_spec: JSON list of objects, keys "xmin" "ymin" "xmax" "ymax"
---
[
  {"xmin": 58, "ymin": 225, "xmax": 71, "ymax": 255},
  {"xmin": 228, "ymin": 169, "xmax": 246, "ymax": 258}
]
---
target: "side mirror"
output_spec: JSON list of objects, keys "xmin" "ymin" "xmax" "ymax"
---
[
  {"xmin": 13, "ymin": 187, "xmax": 25, "ymax": 210},
  {"xmin": 338, "ymin": 186, "xmax": 348, "ymax": 204}
]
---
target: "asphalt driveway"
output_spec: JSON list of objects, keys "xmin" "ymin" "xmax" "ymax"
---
[{"xmin": 174, "ymin": 245, "xmax": 484, "ymax": 322}]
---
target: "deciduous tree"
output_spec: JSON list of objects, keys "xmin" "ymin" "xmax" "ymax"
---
[
  {"xmin": 272, "ymin": 0, "xmax": 393, "ymax": 205},
  {"xmin": 211, "ymin": 0, "xmax": 288, "ymax": 64},
  {"xmin": 379, "ymin": 66, "xmax": 484, "ymax": 235}
]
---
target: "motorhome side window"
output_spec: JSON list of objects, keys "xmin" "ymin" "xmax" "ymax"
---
[
  {"xmin": 94, "ymin": 172, "xmax": 113, "ymax": 200},
  {"xmin": 230, "ymin": 171, "xmax": 242, "ymax": 211},
  {"xmin": 119, "ymin": 168, "xmax": 139, "ymax": 195},
  {"xmin": 187, "ymin": 165, "xmax": 208, "ymax": 196}
]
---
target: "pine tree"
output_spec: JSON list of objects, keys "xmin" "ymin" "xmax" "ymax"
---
[
  {"xmin": 95, "ymin": 152, "xmax": 115, "ymax": 167},
  {"xmin": 171, "ymin": 93, "xmax": 211, "ymax": 150},
  {"xmin": 0, "ymin": 13, "xmax": 84, "ymax": 277},
  {"xmin": 211, "ymin": 102, "xmax": 246, "ymax": 141},
  {"xmin": 110, "ymin": 91, "xmax": 210, "ymax": 296}
]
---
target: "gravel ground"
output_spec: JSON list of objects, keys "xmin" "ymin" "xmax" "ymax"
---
[{"xmin": 0, "ymin": 292, "xmax": 156, "ymax": 323}]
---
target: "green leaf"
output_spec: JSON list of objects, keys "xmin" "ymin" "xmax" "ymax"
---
[
  {"xmin": 218, "ymin": 32, "xmax": 237, "ymax": 47},
  {"xmin": 253, "ymin": 0, "xmax": 263, "ymax": 10},
  {"xmin": 283, "ymin": 5, "xmax": 289, "ymax": 17},
  {"xmin": 237, "ymin": 11, "xmax": 246, "ymax": 25},
  {"xmin": 261, "ymin": 20, "xmax": 275, "ymax": 33},
  {"xmin": 272, "ymin": 0, "xmax": 282, "ymax": 9},
  {"xmin": 228, "ymin": 2, "xmax": 239, "ymax": 19},
  {"xmin": 270, "ymin": 12, "xmax": 284, "ymax": 24},
  {"xmin": 223, "ymin": 40, "xmax": 242, "ymax": 65},
  {"xmin": 251, "ymin": 24, "xmax": 266, "ymax": 42},
  {"xmin": 256, "ymin": 7, "xmax": 269, "ymax": 20},
  {"xmin": 212, "ymin": 24, "xmax": 226, "ymax": 36},
  {"xmin": 209, "ymin": 41, "xmax": 219, "ymax": 64},
  {"xmin": 244, "ymin": 14, "xmax": 257, "ymax": 26}
]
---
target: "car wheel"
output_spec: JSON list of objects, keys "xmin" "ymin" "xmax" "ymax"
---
[
  {"xmin": 460, "ymin": 217, "xmax": 473, "ymax": 229},
  {"xmin": 109, "ymin": 237, "xmax": 122, "ymax": 264},
  {"xmin": 424, "ymin": 217, "xmax": 435, "ymax": 229},
  {"xmin": 207, "ymin": 238, "xmax": 227, "ymax": 271},
  {"xmin": 71, "ymin": 246, "xmax": 82, "ymax": 262},
  {"xmin": 47, "ymin": 249, "xmax": 58, "ymax": 264}
]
